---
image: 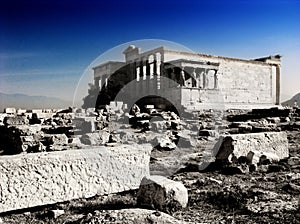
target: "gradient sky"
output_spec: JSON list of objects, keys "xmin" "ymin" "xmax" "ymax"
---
[{"xmin": 1, "ymin": 0, "xmax": 299, "ymax": 105}]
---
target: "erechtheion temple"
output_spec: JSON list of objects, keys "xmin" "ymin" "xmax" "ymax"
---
[{"xmin": 84, "ymin": 45, "xmax": 281, "ymax": 111}]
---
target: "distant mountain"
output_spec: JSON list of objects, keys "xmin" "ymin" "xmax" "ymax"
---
[
  {"xmin": 282, "ymin": 92, "xmax": 300, "ymax": 107},
  {"xmin": 0, "ymin": 92, "xmax": 72, "ymax": 111}
]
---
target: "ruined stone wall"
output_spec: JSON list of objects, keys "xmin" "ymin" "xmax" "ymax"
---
[
  {"xmin": 217, "ymin": 59, "xmax": 274, "ymax": 105},
  {"xmin": 163, "ymin": 50, "xmax": 276, "ymax": 108},
  {"xmin": 0, "ymin": 144, "xmax": 151, "ymax": 213}
]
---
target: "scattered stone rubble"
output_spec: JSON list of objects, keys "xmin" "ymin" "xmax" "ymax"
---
[
  {"xmin": 1, "ymin": 106, "xmax": 297, "ymax": 156},
  {"xmin": 212, "ymin": 132, "xmax": 289, "ymax": 173},
  {"xmin": 227, "ymin": 107, "xmax": 300, "ymax": 132},
  {"xmin": 0, "ymin": 105, "xmax": 299, "ymax": 223},
  {"xmin": 0, "ymin": 107, "xmax": 115, "ymax": 155}
]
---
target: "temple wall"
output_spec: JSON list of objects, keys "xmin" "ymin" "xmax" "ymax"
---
[
  {"xmin": 163, "ymin": 51, "xmax": 276, "ymax": 107},
  {"xmin": 217, "ymin": 59, "xmax": 274, "ymax": 105}
]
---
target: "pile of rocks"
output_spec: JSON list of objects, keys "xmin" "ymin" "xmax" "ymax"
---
[
  {"xmin": 128, "ymin": 105, "xmax": 182, "ymax": 132},
  {"xmin": 0, "ymin": 116, "xmax": 46, "ymax": 154},
  {"xmin": 226, "ymin": 107, "xmax": 300, "ymax": 133},
  {"xmin": 0, "ymin": 107, "xmax": 118, "ymax": 155}
]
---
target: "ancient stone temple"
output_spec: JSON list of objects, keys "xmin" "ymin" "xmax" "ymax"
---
[{"xmin": 83, "ymin": 45, "xmax": 281, "ymax": 111}]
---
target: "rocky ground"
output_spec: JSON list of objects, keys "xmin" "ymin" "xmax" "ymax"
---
[{"xmin": 0, "ymin": 107, "xmax": 299, "ymax": 223}]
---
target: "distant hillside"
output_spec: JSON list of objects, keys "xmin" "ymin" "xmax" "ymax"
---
[
  {"xmin": 0, "ymin": 92, "xmax": 72, "ymax": 111},
  {"xmin": 282, "ymin": 92, "xmax": 300, "ymax": 107}
]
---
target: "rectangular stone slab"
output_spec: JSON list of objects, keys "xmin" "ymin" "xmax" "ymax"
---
[
  {"xmin": 0, "ymin": 144, "xmax": 151, "ymax": 213},
  {"xmin": 215, "ymin": 132, "xmax": 289, "ymax": 164}
]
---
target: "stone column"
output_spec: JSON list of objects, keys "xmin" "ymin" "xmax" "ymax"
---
[
  {"xmin": 154, "ymin": 57, "xmax": 157, "ymax": 75},
  {"xmin": 157, "ymin": 53, "xmax": 162, "ymax": 91},
  {"xmin": 198, "ymin": 69, "xmax": 203, "ymax": 88},
  {"xmin": 140, "ymin": 61, "xmax": 145, "ymax": 96},
  {"xmin": 203, "ymin": 69, "xmax": 207, "ymax": 89},
  {"xmin": 105, "ymin": 77, "xmax": 108, "ymax": 88},
  {"xmin": 275, "ymin": 65, "xmax": 281, "ymax": 105},
  {"xmin": 214, "ymin": 70, "xmax": 218, "ymax": 89},
  {"xmin": 153, "ymin": 55, "xmax": 158, "ymax": 93},
  {"xmin": 146, "ymin": 59, "xmax": 150, "ymax": 95},
  {"xmin": 158, "ymin": 60, "xmax": 162, "ymax": 90},
  {"xmin": 192, "ymin": 68, "xmax": 198, "ymax": 87},
  {"xmin": 180, "ymin": 67, "xmax": 185, "ymax": 86},
  {"xmin": 137, "ymin": 61, "xmax": 143, "ymax": 97},
  {"xmin": 146, "ymin": 59, "xmax": 150, "ymax": 77},
  {"xmin": 134, "ymin": 61, "xmax": 138, "ymax": 98},
  {"xmin": 99, "ymin": 78, "xmax": 102, "ymax": 90}
]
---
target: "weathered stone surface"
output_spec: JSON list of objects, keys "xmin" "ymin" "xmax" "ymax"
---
[
  {"xmin": 228, "ymin": 108, "xmax": 292, "ymax": 122},
  {"xmin": 0, "ymin": 125, "xmax": 43, "ymax": 154},
  {"xmin": 152, "ymin": 136, "xmax": 176, "ymax": 150},
  {"xmin": 3, "ymin": 116, "xmax": 29, "ymax": 126},
  {"xmin": 73, "ymin": 117, "xmax": 98, "ymax": 134},
  {"xmin": 266, "ymin": 117, "xmax": 281, "ymax": 123},
  {"xmin": 150, "ymin": 120, "xmax": 169, "ymax": 133},
  {"xmin": 137, "ymin": 175, "xmax": 188, "ymax": 212},
  {"xmin": 80, "ymin": 208, "xmax": 186, "ymax": 224},
  {"xmin": 49, "ymin": 209, "xmax": 65, "ymax": 219},
  {"xmin": 44, "ymin": 134, "xmax": 68, "ymax": 146},
  {"xmin": 80, "ymin": 131, "xmax": 110, "ymax": 145},
  {"xmin": 0, "ymin": 144, "xmax": 152, "ymax": 213},
  {"xmin": 287, "ymin": 156, "xmax": 300, "ymax": 166},
  {"xmin": 176, "ymin": 131, "xmax": 196, "ymax": 148},
  {"xmin": 28, "ymin": 142, "xmax": 46, "ymax": 152},
  {"xmin": 244, "ymin": 188, "xmax": 299, "ymax": 213},
  {"xmin": 215, "ymin": 132, "xmax": 289, "ymax": 165},
  {"xmin": 246, "ymin": 199, "xmax": 298, "ymax": 214},
  {"xmin": 9, "ymin": 124, "xmax": 42, "ymax": 136}
]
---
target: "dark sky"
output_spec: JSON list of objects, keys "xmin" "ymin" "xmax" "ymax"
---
[{"xmin": 1, "ymin": 0, "xmax": 299, "ymax": 102}]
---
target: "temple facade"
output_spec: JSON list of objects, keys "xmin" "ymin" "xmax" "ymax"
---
[{"xmin": 84, "ymin": 45, "xmax": 281, "ymax": 111}]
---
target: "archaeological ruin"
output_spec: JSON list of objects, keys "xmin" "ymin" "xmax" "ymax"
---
[
  {"xmin": 83, "ymin": 45, "xmax": 282, "ymax": 111},
  {"xmin": 1, "ymin": 46, "xmax": 299, "ymax": 224}
]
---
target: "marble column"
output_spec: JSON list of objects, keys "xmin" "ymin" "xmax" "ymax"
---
[
  {"xmin": 99, "ymin": 78, "xmax": 102, "ymax": 90},
  {"xmin": 203, "ymin": 69, "xmax": 207, "ymax": 89},
  {"xmin": 192, "ymin": 68, "xmax": 197, "ymax": 87},
  {"xmin": 198, "ymin": 70, "xmax": 203, "ymax": 88},
  {"xmin": 153, "ymin": 55, "xmax": 158, "ymax": 93},
  {"xmin": 275, "ymin": 65, "xmax": 281, "ymax": 105},
  {"xmin": 146, "ymin": 59, "xmax": 150, "ymax": 94},
  {"xmin": 180, "ymin": 67, "xmax": 185, "ymax": 86},
  {"xmin": 214, "ymin": 70, "xmax": 218, "ymax": 89}
]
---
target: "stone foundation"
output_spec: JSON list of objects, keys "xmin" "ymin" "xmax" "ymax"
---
[{"xmin": 0, "ymin": 144, "xmax": 152, "ymax": 213}]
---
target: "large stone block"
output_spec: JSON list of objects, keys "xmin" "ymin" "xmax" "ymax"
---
[
  {"xmin": 80, "ymin": 131, "xmax": 110, "ymax": 145},
  {"xmin": 3, "ymin": 116, "xmax": 29, "ymax": 126},
  {"xmin": 137, "ymin": 175, "xmax": 188, "ymax": 212},
  {"xmin": 44, "ymin": 133, "xmax": 68, "ymax": 146},
  {"xmin": 8, "ymin": 124, "xmax": 42, "ymax": 136},
  {"xmin": 215, "ymin": 132, "xmax": 289, "ymax": 165},
  {"xmin": 0, "ymin": 144, "xmax": 151, "ymax": 213}
]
